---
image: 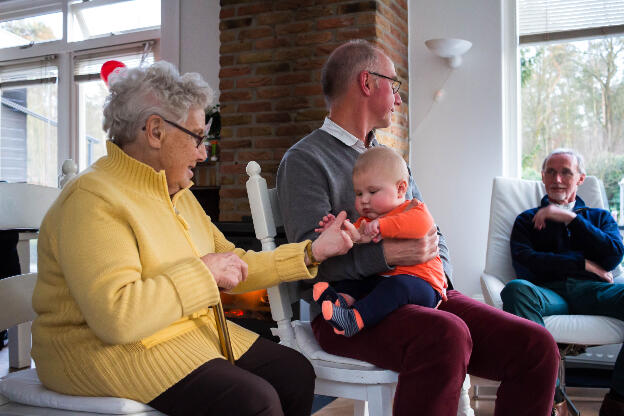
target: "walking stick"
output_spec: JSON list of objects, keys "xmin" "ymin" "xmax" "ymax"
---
[{"xmin": 212, "ymin": 301, "xmax": 235, "ymax": 364}]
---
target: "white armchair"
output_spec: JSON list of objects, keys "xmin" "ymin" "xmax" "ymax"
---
[{"xmin": 480, "ymin": 176, "xmax": 624, "ymax": 415}]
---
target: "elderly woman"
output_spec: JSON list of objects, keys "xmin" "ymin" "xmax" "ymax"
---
[{"xmin": 31, "ymin": 61, "xmax": 352, "ymax": 416}]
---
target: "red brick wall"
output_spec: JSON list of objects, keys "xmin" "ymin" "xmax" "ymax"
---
[{"xmin": 218, "ymin": 0, "xmax": 408, "ymax": 221}]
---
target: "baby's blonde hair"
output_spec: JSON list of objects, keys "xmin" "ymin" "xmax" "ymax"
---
[{"xmin": 353, "ymin": 146, "xmax": 409, "ymax": 183}]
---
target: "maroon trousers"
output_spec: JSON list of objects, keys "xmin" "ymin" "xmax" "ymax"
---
[{"xmin": 312, "ymin": 290, "xmax": 559, "ymax": 416}]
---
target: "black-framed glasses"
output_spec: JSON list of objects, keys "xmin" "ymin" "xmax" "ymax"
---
[
  {"xmin": 543, "ymin": 168, "xmax": 575, "ymax": 179},
  {"xmin": 143, "ymin": 116, "xmax": 212, "ymax": 148},
  {"xmin": 163, "ymin": 117, "xmax": 213, "ymax": 148},
  {"xmin": 368, "ymin": 71, "xmax": 401, "ymax": 94}
]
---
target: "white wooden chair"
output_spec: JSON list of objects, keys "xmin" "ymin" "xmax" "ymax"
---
[
  {"xmin": 0, "ymin": 273, "xmax": 164, "ymax": 415},
  {"xmin": 0, "ymin": 160, "xmax": 164, "ymax": 415},
  {"xmin": 246, "ymin": 161, "xmax": 474, "ymax": 416},
  {"xmin": 480, "ymin": 176, "xmax": 624, "ymax": 416}
]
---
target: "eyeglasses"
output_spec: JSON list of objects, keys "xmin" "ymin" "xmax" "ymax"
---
[
  {"xmin": 163, "ymin": 117, "xmax": 213, "ymax": 148},
  {"xmin": 143, "ymin": 116, "xmax": 212, "ymax": 148},
  {"xmin": 368, "ymin": 71, "xmax": 401, "ymax": 94},
  {"xmin": 543, "ymin": 168, "xmax": 576, "ymax": 179}
]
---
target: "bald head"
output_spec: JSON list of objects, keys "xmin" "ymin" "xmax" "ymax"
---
[
  {"xmin": 353, "ymin": 146, "xmax": 409, "ymax": 183},
  {"xmin": 321, "ymin": 40, "xmax": 385, "ymax": 106}
]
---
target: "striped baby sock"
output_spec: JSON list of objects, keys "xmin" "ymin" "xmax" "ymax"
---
[
  {"xmin": 321, "ymin": 301, "xmax": 364, "ymax": 337},
  {"xmin": 313, "ymin": 282, "xmax": 349, "ymax": 307}
]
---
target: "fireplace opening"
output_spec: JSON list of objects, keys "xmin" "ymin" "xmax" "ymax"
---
[{"xmin": 214, "ymin": 220, "xmax": 290, "ymax": 341}]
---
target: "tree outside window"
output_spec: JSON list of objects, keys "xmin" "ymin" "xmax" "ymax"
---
[{"xmin": 521, "ymin": 36, "xmax": 624, "ymax": 219}]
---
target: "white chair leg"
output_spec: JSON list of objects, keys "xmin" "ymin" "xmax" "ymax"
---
[
  {"xmin": 366, "ymin": 384, "xmax": 393, "ymax": 416},
  {"xmin": 354, "ymin": 399, "xmax": 368, "ymax": 416},
  {"xmin": 8, "ymin": 322, "xmax": 31, "ymax": 369},
  {"xmin": 457, "ymin": 374, "xmax": 475, "ymax": 416}
]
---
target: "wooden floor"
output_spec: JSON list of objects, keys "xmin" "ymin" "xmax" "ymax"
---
[
  {"xmin": 312, "ymin": 376, "xmax": 608, "ymax": 416},
  {"xmin": 0, "ymin": 346, "xmax": 606, "ymax": 416}
]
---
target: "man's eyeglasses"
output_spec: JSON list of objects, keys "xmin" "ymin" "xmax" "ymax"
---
[
  {"xmin": 543, "ymin": 168, "xmax": 575, "ymax": 179},
  {"xmin": 143, "ymin": 116, "xmax": 212, "ymax": 148},
  {"xmin": 368, "ymin": 71, "xmax": 401, "ymax": 94}
]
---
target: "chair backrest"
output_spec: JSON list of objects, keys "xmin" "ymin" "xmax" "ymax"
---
[
  {"xmin": 246, "ymin": 161, "xmax": 297, "ymax": 348},
  {"xmin": 484, "ymin": 175, "xmax": 608, "ymax": 283},
  {"xmin": 0, "ymin": 184, "xmax": 60, "ymax": 229},
  {"xmin": 0, "ymin": 273, "xmax": 37, "ymax": 330},
  {"xmin": 0, "ymin": 159, "xmax": 76, "ymax": 230}
]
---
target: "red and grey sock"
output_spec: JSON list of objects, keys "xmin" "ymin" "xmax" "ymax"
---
[{"xmin": 321, "ymin": 300, "xmax": 364, "ymax": 337}]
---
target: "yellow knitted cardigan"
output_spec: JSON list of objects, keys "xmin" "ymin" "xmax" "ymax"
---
[{"xmin": 32, "ymin": 141, "xmax": 316, "ymax": 403}]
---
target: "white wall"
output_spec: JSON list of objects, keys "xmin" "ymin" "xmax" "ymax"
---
[
  {"xmin": 161, "ymin": 0, "xmax": 221, "ymax": 98},
  {"xmin": 409, "ymin": 0, "xmax": 504, "ymax": 297}
]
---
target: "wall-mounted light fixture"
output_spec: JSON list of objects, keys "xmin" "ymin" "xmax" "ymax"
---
[{"xmin": 425, "ymin": 38, "xmax": 472, "ymax": 68}]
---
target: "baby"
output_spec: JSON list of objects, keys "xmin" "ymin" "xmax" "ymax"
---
[{"xmin": 313, "ymin": 146, "xmax": 447, "ymax": 337}]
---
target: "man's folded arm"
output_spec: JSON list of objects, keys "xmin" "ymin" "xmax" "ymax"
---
[
  {"xmin": 568, "ymin": 214, "xmax": 624, "ymax": 271},
  {"xmin": 511, "ymin": 216, "xmax": 585, "ymax": 279}
]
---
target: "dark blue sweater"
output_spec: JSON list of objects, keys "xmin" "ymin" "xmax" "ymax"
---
[{"xmin": 510, "ymin": 195, "xmax": 624, "ymax": 284}]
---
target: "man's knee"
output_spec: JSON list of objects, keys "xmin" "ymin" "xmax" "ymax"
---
[
  {"xmin": 438, "ymin": 313, "xmax": 472, "ymax": 357},
  {"xmin": 501, "ymin": 279, "xmax": 537, "ymax": 310},
  {"xmin": 405, "ymin": 311, "xmax": 472, "ymax": 383},
  {"xmin": 514, "ymin": 319, "xmax": 559, "ymax": 374},
  {"xmin": 404, "ymin": 309, "xmax": 472, "ymax": 367}
]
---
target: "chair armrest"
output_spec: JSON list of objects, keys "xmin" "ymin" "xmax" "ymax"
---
[{"xmin": 480, "ymin": 273, "xmax": 506, "ymax": 310}]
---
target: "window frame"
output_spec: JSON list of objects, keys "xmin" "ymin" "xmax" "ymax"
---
[
  {"xmin": 506, "ymin": 0, "xmax": 624, "ymax": 179},
  {"xmin": 0, "ymin": 0, "xmax": 165, "ymax": 179}
]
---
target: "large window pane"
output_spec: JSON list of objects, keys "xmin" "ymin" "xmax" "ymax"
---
[
  {"xmin": 0, "ymin": 83, "xmax": 58, "ymax": 186},
  {"xmin": 77, "ymin": 80, "xmax": 108, "ymax": 171},
  {"xmin": 75, "ymin": 44, "xmax": 155, "ymax": 170},
  {"xmin": 520, "ymin": 36, "xmax": 624, "ymax": 219},
  {"xmin": 69, "ymin": 0, "xmax": 160, "ymax": 42},
  {"xmin": 0, "ymin": 12, "xmax": 63, "ymax": 48}
]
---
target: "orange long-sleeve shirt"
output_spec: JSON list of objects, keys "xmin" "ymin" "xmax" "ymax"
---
[{"xmin": 354, "ymin": 200, "xmax": 447, "ymax": 298}]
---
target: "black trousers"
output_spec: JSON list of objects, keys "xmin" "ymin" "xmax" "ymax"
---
[
  {"xmin": 0, "ymin": 230, "xmax": 20, "ymax": 279},
  {"xmin": 148, "ymin": 337, "xmax": 315, "ymax": 416},
  {"xmin": 0, "ymin": 231, "xmax": 20, "ymax": 349}
]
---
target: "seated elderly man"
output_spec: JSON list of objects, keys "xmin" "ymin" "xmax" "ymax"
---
[
  {"xmin": 501, "ymin": 148, "xmax": 624, "ymax": 416},
  {"xmin": 31, "ymin": 61, "xmax": 353, "ymax": 416}
]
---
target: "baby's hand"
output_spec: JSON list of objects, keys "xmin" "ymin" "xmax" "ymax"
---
[
  {"xmin": 315, "ymin": 214, "xmax": 336, "ymax": 233},
  {"xmin": 362, "ymin": 220, "xmax": 382, "ymax": 243},
  {"xmin": 354, "ymin": 222, "xmax": 373, "ymax": 244},
  {"xmin": 342, "ymin": 219, "xmax": 363, "ymax": 243}
]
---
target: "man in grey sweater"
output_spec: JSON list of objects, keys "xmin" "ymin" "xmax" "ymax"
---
[{"xmin": 277, "ymin": 39, "xmax": 560, "ymax": 416}]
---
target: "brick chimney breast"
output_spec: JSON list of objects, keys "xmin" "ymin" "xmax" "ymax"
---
[{"xmin": 219, "ymin": 0, "xmax": 408, "ymax": 221}]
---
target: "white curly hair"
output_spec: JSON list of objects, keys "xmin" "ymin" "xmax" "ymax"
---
[{"xmin": 102, "ymin": 60, "xmax": 213, "ymax": 146}]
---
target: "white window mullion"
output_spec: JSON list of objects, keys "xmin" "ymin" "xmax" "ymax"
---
[
  {"xmin": 503, "ymin": 0, "xmax": 521, "ymax": 178},
  {"xmin": 57, "ymin": 52, "xmax": 73, "ymax": 178}
]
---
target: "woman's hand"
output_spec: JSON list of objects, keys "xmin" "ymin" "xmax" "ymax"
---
[
  {"xmin": 316, "ymin": 213, "xmax": 362, "ymax": 243},
  {"xmin": 201, "ymin": 252, "xmax": 249, "ymax": 290},
  {"xmin": 310, "ymin": 211, "xmax": 354, "ymax": 263}
]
